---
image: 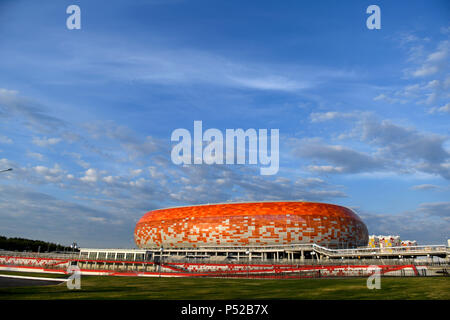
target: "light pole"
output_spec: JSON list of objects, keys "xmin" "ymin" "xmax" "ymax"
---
[
  {"xmin": 0, "ymin": 168, "xmax": 12, "ymax": 173},
  {"xmin": 70, "ymin": 242, "xmax": 78, "ymax": 258},
  {"xmin": 71, "ymin": 242, "xmax": 78, "ymax": 252},
  {"xmin": 245, "ymin": 249, "xmax": 250, "ymax": 278},
  {"xmin": 159, "ymin": 246, "xmax": 164, "ymax": 277}
]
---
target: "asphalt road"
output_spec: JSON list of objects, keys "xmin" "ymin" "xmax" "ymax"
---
[{"xmin": 0, "ymin": 276, "xmax": 65, "ymax": 288}]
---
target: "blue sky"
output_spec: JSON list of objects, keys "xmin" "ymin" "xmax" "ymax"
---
[{"xmin": 0, "ymin": 0, "xmax": 449, "ymax": 248}]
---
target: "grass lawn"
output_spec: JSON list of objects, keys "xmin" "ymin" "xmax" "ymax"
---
[{"xmin": 0, "ymin": 271, "xmax": 448, "ymax": 300}]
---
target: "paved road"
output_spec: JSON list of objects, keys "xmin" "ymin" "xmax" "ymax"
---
[{"xmin": 0, "ymin": 276, "xmax": 65, "ymax": 288}]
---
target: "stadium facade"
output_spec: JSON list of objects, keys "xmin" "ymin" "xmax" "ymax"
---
[
  {"xmin": 75, "ymin": 202, "xmax": 447, "ymax": 263},
  {"xmin": 134, "ymin": 201, "xmax": 369, "ymax": 249}
]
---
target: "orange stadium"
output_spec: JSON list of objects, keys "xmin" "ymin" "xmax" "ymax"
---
[{"xmin": 134, "ymin": 202, "xmax": 369, "ymax": 249}]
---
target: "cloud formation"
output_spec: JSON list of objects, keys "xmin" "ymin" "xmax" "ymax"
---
[
  {"xmin": 293, "ymin": 137, "xmax": 385, "ymax": 174},
  {"xmin": 301, "ymin": 112, "xmax": 450, "ymax": 180},
  {"xmin": 360, "ymin": 203, "xmax": 449, "ymax": 244}
]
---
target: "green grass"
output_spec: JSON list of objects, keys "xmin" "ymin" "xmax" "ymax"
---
[{"xmin": 0, "ymin": 271, "xmax": 448, "ymax": 300}]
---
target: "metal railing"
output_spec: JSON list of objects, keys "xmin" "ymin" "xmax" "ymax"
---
[
  {"xmin": 2, "ymin": 244, "xmax": 448, "ymax": 263},
  {"xmin": 140, "ymin": 243, "xmax": 448, "ymax": 253},
  {"xmin": 311, "ymin": 244, "xmax": 448, "ymax": 257},
  {"xmin": 0, "ymin": 250, "xmax": 79, "ymax": 260}
]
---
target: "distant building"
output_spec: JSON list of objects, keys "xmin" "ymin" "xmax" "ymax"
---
[
  {"xmin": 401, "ymin": 240, "xmax": 417, "ymax": 247},
  {"xmin": 368, "ymin": 235, "xmax": 380, "ymax": 248},
  {"xmin": 368, "ymin": 235, "xmax": 413, "ymax": 248}
]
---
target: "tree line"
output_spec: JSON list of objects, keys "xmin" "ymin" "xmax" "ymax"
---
[{"xmin": 0, "ymin": 235, "xmax": 77, "ymax": 252}]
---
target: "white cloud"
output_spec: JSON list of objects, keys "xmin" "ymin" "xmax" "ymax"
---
[
  {"xmin": 412, "ymin": 40, "xmax": 449, "ymax": 78},
  {"xmin": 228, "ymin": 75, "xmax": 308, "ymax": 92},
  {"xmin": 429, "ymin": 102, "xmax": 450, "ymax": 114},
  {"xmin": 33, "ymin": 164, "xmax": 64, "ymax": 182},
  {"xmin": 0, "ymin": 90, "xmax": 65, "ymax": 133},
  {"xmin": 75, "ymin": 159, "xmax": 89, "ymax": 169},
  {"xmin": 5, "ymin": 34, "xmax": 355, "ymax": 94},
  {"xmin": 410, "ymin": 184, "xmax": 439, "ymax": 191},
  {"xmin": 0, "ymin": 184, "xmax": 127, "ymax": 247},
  {"xmin": 309, "ymin": 111, "xmax": 357, "ymax": 123},
  {"xmin": 293, "ymin": 137, "xmax": 386, "ymax": 174},
  {"xmin": 87, "ymin": 216, "xmax": 107, "ymax": 223},
  {"xmin": 148, "ymin": 166, "xmax": 164, "ymax": 179},
  {"xmin": 32, "ymin": 136, "xmax": 61, "ymax": 147},
  {"xmin": 441, "ymin": 26, "xmax": 450, "ymax": 34},
  {"xmin": 301, "ymin": 114, "xmax": 450, "ymax": 179},
  {"xmin": 371, "ymin": 37, "xmax": 449, "ymax": 111},
  {"xmin": 0, "ymin": 135, "xmax": 13, "ymax": 144},
  {"xmin": 373, "ymin": 93, "xmax": 406, "ymax": 104},
  {"xmin": 130, "ymin": 169, "xmax": 143, "ymax": 177},
  {"xmin": 373, "ymin": 93, "xmax": 386, "ymax": 101},
  {"xmin": 361, "ymin": 203, "xmax": 450, "ymax": 244},
  {"xmin": 27, "ymin": 152, "xmax": 44, "ymax": 161},
  {"xmin": 308, "ymin": 165, "xmax": 345, "ymax": 173},
  {"xmin": 0, "ymin": 88, "xmax": 18, "ymax": 96},
  {"xmin": 103, "ymin": 175, "xmax": 116, "ymax": 184},
  {"xmin": 80, "ymin": 168, "xmax": 99, "ymax": 183},
  {"xmin": 34, "ymin": 164, "xmax": 61, "ymax": 175},
  {"xmin": 413, "ymin": 65, "xmax": 439, "ymax": 77}
]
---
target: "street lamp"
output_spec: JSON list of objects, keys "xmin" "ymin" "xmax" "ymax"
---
[
  {"xmin": 245, "ymin": 249, "xmax": 250, "ymax": 278},
  {"xmin": 70, "ymin": 242, "xmax": 78, "ymax": 258},
  {"xmin": 0, "ymin": 168, "xmax": 12, "ymax": 173},
  {"xmin": 159, "ymin": 247, "xmax": 164, "ymax": 278},
  {"xmin": 311, "ymin": 251, "xmax": 315, "ymax": 261},
  {"xmin": 70, "ymin": 242, "xmax": 78, "ymax": 251}
]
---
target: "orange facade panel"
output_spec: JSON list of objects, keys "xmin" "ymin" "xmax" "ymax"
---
[{"xmin": 134, "ymin": 202, "xmax": 369, "ymax": 249}]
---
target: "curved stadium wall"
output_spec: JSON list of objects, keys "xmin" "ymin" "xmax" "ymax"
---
[{"xmin": 134, "ymin": 202, "xmax": 369, "ymax": 249}]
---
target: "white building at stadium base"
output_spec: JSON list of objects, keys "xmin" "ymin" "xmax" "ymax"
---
[{"xmin": 78, "ymin": 243, "xmax": 449, "ymax": 263}]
